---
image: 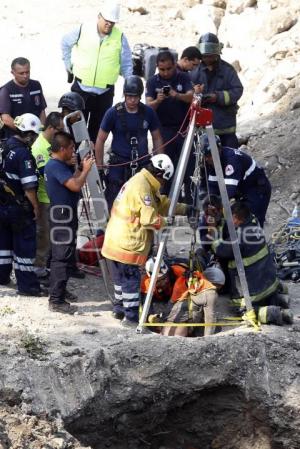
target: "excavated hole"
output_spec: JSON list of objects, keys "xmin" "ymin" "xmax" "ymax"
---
[{"xmin": 66, "ymin": 385, "xmax": 280, "ymax": 449}]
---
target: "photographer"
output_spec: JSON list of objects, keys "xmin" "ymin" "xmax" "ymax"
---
[
  {"xmin": 146, "ymin": 51, "xmax": 194, "ymax": 202},
  {"xmin": 44, "ymin": 131, "xmax": 94, "ymax": 314}
]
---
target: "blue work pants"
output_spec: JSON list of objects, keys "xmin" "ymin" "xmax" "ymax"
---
[
  {"xmin": 109, "ymin": 260, "xmax": 141, "ymax": 322},
  {"xmin": 0, "ymin": 204, "xmax": 40, "ymax": 293}
]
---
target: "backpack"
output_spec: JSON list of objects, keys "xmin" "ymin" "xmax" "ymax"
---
[
  {"xmin": 132, "ymin": 44, "xmax": 178, "ymax": 80},
  {"xmin": 132, "ymin": 43, "xmax": 154, "ymax": 77}
]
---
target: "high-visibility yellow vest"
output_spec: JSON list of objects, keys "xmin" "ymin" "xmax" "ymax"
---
[{"xmin": 71, "ymin": 22, "xmax": 122, "ymax": 88}]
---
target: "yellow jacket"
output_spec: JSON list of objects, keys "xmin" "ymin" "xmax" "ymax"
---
[{"xmin": 102, "ymin": 169, "xmax": 187, "ymax": 265}]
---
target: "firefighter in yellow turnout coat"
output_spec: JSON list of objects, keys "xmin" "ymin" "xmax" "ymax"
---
[{"xmin": 102, "ymin": 154, "xmax": 187, "ymax": 327}]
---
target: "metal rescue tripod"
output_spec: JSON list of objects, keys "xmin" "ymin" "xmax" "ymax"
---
[
  {"xmin": 137, "ymin": 94, "xmax": 258, "ymax": 334},
  {"xmin": 63, "ymin": 111, "xmax": 114, "ymax": 302}
]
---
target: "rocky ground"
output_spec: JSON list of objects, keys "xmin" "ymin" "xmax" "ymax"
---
[{"xmin": 1, "ymin": 1, "xmax": 300, "ymax": 448}]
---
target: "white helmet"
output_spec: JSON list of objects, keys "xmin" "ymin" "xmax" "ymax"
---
[
  {"xmin": 100, "ymin": 0, "xmax": 120, "ymax": 22},
  {"xmin": 151, "ymin": 154, "xmax": 174, "ymax": 180},
  {"xmin": 14, "ymin": 113, "xmax": 41, "ymax": 134},
  {"xmin": 145, "ymin": 257, "xmax": 169, "ymax": 278}
]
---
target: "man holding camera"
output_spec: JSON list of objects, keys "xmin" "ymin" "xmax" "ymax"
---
[
  {"xmin": 44, "ymin": 131, "xmax": 94, "ymax": 314},
  {"xmin": 146, "ymin": 51, "xmax": 194, "ymax": 202}
]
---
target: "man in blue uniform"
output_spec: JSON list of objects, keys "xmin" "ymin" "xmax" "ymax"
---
[
  {"xmin": 95, "ymin": 75, "xmax": 163, "ymax": 210},
  {"xmin": 61, "ymin": 0, "xmax": 132, "ymax": 143},
  {"xmin": 0, "ymin": 57, "xmax": 47, "ymax": 139},
  {"xmin": 200, "ymin": 134, "xmax": 271, "ymax": 227},
  {"xmin": 45, "ymin": 131, "xmax": 94, "ymax": 314},
  {"xmin": 0, "ymin": 113, "xmax": 44, "ymax": 295},
  {"xmin": 190, "ymin": 33, "xmax": 243, "ymax": 148},
  {"xmin": 146, "ymin": 51, "xmax": 194, "ymax": 202}
]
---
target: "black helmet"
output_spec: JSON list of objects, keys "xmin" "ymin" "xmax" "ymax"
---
[
  {"xmin": 123, "ymin": 76, "xmax": 144, "ymax": 97},
  {"xmin": 58, "ymin": 92, "xmax": 85, "ymax": 111},
  {"xmin": 198, "ymin": 33, "xmax": 222, "ymax": 55},
  {"xmin": 200, "ymin": 133, "xmax": 222, "ymax": 155}
]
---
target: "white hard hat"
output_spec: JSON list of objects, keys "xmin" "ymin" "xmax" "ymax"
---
[
  {"xmin": 150, "ymin": 154, "xmax": 174, "ymax": 180},
  {"xmin": 14, "ymin": 113, "xmax": 41, "ymax": 134},
  {"xmin": 145, "ymin": 257, "xmax": 169, "ymax": 278},
  {"xmin": 100, "ymin": 0, "xmax": 120, "ymax": 22}
]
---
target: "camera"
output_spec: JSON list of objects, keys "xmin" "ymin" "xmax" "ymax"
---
[{"xmin": 162, "ymin": 85, "xmax": 171, "ymax": 96}]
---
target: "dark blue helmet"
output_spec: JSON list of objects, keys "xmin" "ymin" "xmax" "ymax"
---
[{"xmin": 200, "ymin": 133, "xmax": 222, "ymax": 155}]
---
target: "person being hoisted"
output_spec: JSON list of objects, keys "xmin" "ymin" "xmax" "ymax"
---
[
  {"xmin": 95, "ymin": 75, "xmax": 163, "ymax": 211},
  {"xmin": 141, "ymin": 256, "xmax": 225, "ymax": 337}
]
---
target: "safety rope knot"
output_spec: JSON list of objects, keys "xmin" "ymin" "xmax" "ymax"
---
[{"xmin": 241, "ymin": 309, "xmax": 261, "ymax": 331}]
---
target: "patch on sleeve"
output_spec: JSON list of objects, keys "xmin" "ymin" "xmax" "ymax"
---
[
  {"xmin": 143, "ymin": 194, "xmax": 152, "ymax": 206},
  {"xmin": 24, "ymin": 160, "xmax": 33, "ymax": 170},
  {"xmin": 116, "ymin": 183, "xmax": 127, "ymax": 201},
  {"xmin": 36, "ymin": 154, "xmax": 45, "ymax": 165},
  {"xmin": 225, "ymin": 164, "xmax": 234, "ymax": 176}
]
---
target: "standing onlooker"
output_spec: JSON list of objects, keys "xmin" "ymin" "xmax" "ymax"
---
[
  {"xmin": 177, "ymin": 46, "xmax": 201, "ymax": 72},
  {"xmin": 31, "ymin": 112, "xmax": 64, "ymax": 279},
  {"xmin": 0, "ymin": 113, "xmax": 44, "ymax": 295},
  {"xmin": 0, "ymin": 57, "xmax": 47, "ymax": 139},
  {"xmin": 57, "ymin": 91, "xmax": 87, "ymax": 280},
  {"xmin": 146, "ymin": 51, "xmax": 194, "ymax": 202},
  {"xmin": 95, "ymin": 75, "xmax": 163, "ymax": 211},
  {"xmin": 190, "ymin": 33, "xmax": 243, "ymax": 148},
  {"xmin": 61, "ymin": 0, "xmax": 133, "ymax": 143},
  {"xmin": 44, "ymin": 132, "xmax": 94, "ymax": 314}
]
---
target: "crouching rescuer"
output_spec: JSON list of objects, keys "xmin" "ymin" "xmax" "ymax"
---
[
  {"xmin": 212, "ymin": 202, "xmax": 293, "ymax": 325},
  {"xmin": 101, "ymin": 154, "xmax": 188, "ymax": 327}
]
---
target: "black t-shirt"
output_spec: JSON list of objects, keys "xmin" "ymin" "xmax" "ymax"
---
[{"xmin": 0, "ymin": 79, "xmax": 47, "ymax": 138}]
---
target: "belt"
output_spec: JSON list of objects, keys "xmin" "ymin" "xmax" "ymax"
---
[{"xmin": 75, "ymin": 77, "xmax": 114, "ymax": 90}]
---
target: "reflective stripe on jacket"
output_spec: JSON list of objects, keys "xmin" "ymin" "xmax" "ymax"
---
[
  {"xmin": 71, "ymin": 23, "xmax": 122, "ymax": 88},
  {"xmin": 212, "ymin": 215, "xmax": 278, "ymax": 303},
  {"xmin": 189, "ymin": 59, "xmax": 243, "ymax": 132},
  {"xmin": 102, "ymin": 169, "xmax": 187, "ymax": 265}
]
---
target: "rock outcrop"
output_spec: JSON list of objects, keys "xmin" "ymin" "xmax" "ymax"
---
[{"xmin": 0, "ymin": 327, "xmax": 299, "ymax": 449}]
